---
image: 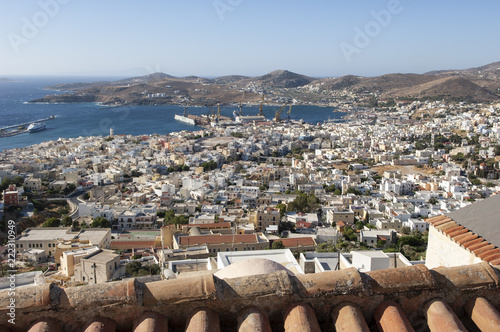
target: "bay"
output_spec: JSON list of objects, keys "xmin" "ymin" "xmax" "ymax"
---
[{"xmin": 0, "ymin": 77, "xmax": 345, "ymax": 151}]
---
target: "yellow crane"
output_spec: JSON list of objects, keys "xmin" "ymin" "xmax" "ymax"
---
[
  {"xmin": 238, "ymin": 91, "xmax": 245, "ymax": 115},
  {"xmin": 287, "ymin": 104, "xmax": 292, "ymax": 121},
  {"xmin": 273, "ymin": 103, "xmax": 288, "ymax": 122},
  {"xmin": 258, "ymin": 95, "xmax": 265, "ymax": 116}
]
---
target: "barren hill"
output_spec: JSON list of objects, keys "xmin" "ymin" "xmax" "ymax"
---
[
  {"xmin": 31, "ymin": 61, "xmax": 500, "ymax": 106},
  {"xmin": 383, "ymin": 76, "xmax": 499, "ymax": 102},
  {"xmin": 242, "ymin": 70, "xmax": 315, "ymax": 88}
]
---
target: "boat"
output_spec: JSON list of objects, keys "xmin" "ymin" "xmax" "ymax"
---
[{"xmin": 27, "ymin": 122, "xmax": 46, "ymax": 132}]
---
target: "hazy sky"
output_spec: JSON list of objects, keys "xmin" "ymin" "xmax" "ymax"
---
[{"xmin": 1, "ymin": 0, "xmax": 499, "ymax": 78}]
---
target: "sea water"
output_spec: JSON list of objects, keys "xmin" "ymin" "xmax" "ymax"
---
[{"xmin": 0, "ymin": 77, "xmax": 345, "ymax": 151}]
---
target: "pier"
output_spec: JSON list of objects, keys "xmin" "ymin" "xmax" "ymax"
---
[
  {"xmin": 0, "ymin": 115, "xmax": 56, "ymax": 138},
  {"xmin": 0, "ymin": 115, "xmax": 56, "ymax": 131}
]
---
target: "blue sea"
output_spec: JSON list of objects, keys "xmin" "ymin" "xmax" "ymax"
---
[{"xmin": 0, "ymin": 77, "xmax": 345, "ymax": 151}]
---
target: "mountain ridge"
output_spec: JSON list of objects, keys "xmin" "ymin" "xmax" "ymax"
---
[{"xmin": 33, "ymin": 61, "xmax": 500, "ymax": 105}]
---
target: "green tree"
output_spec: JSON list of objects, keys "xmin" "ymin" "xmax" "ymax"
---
[
  {"xmin": 343, "ymin": 227, "xmax": 358, "ymax": 241},
  {"xmin": 400, "ymin": 226, "xmax": 411, "ymax": 235},
  {"xmin": 278, "ymin": 221, "xmax": 295, "ymax": 234},
  {"xmin": 126, "ymin": 261, "xmax": 160, "ymax": 277},
  {"xmin": 72, "ymin": 220, "xmax": 80, "ymax": 229},
  {"xmin": 272, "ymin": 240, "xmax": 286, "ymax": 249},
  {"xmin": 90, "ymin": 217, "xmax": 110, "ymax": 228},
  {"xmin": 428, "ymin": 198, "xmax": 438, "ymax": 205},
  {"xmin": 42, "ymin": 217, "xmax": 60, "ymax": 227},
  {"xmin": 0, "ymin": 176, "xmax": 25, "ymax": 191},
  {"xmin": 287, "ymin": 193, "xmax": 320, "ymax": 213},
  {"xmin": 61, "ymin": 215, "xmax": 73, "ymax": 227},
  {"xmin": 276, "ymin": 203, "xmax": 287, "ymax": 218},
  {"xmin": 316, "ymin": 242, "xmax": 337, "ymax": 252}
]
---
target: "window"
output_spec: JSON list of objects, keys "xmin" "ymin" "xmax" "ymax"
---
[
  {"xmin": 29, "ymin": 244, "xmax": 32, "ymax": 248},
  {"xmin": 20, "ymin": 244, "xmax": 23, "ymax": 248}
]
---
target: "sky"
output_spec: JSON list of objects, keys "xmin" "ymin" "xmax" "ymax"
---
[{"xmin": 0, "ymin": 0, "xmax": 499, "ymax": 78}]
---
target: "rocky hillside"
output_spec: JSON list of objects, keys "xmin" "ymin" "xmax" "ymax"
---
[{"xmin": 31, "ymin": 62, "xmax": 500, "ymax": 106}]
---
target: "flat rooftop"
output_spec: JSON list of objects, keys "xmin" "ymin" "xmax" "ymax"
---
[
  {"xmin": 217, "ymin": 249, "xmax": 304, "ymax": 275},
  {"xmin": 16, "ymin": 228, "xmax": 109, "ymax": 246},
  {"xmin": 84, "ymin": 250, "xmax": 118, "ymax": 263}
]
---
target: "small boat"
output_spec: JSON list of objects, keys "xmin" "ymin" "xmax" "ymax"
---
[{"xmin": 27, "ymin": 122, "xmax": 46, "ymax": 132}]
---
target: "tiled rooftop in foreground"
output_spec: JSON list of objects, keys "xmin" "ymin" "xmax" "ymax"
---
[{"xmin": 1, "ymin": 261, "xmax": 500, "ymax": 331}]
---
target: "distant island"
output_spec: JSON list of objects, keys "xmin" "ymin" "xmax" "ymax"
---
[
  {"xmin": 0, "ymin": 78, "xmax": 16, "ymax": 82},
  {"xmin": 30, "ymin": 61, "xmax": 500, "ymax": 107}
]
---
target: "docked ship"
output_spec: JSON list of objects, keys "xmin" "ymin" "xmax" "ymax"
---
[
  {"xmin": 174, "ymin": 107, "xmax": 196, "ymax": 125},
  {"xmin": 27, "ymin": 122, "xmax": 46, "ymax": 132}
]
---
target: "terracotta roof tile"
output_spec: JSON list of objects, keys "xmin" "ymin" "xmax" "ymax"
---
[
  {"xmin": 462, "ymin": 237, "xmax": 485, "ymax": 249},
  {"xmin": 478, "ymin": 249, "xmax": 500, "ymax": 260},
  {"xmin": 367, "ymin": 264, "xmax": 435, "ymax": 294},
  {"xmin": 332, "ymin": 303, "xmax": 369, "ymax": 332},
  {"xmin": 428, "ymin": 214, "xmax": 500, "ymax": 266},
  {"xmin": 185, "ymin": 308, "xmax": 219, "ymax": 332},
  {"xmin": 467, "ymin": 241, "xmax": 491, "ymax": 252},
  {"xmin": 435, "ymin": 222, "xmax": 459, "ymax": 232},
  {"xmin": 426, "ymin": 215, "xmax": 447, "ymax": 225},
  {"xmin": 179, "ymin": 234, "xmax": 258, "ymax": 246},
  {"xmin": 238, "ymin": 307, "xmax": 271, "ymax": 332},
  {"xmin": 465, "ymin": 297, "xmax": 500, "ymax": 331},
  {"xmin": 133, "ymin": 312, "xmax": 167, "ymax": 332},
  {"xmin": 441, "ymin": 225, "xmax": 463, "ymax": 235},
  {"xmin": 424, "ymin": 299, "xmax": 467, "ymax": 332},
  {"xmin": 2, "ymin": 263, "xmax": 500, "ymax": 331},
  {"xmin": 474, "ymin": 244, "xmax": 497, "ymax": 256},
  {"xmin": 433, "ymin": 218, "xmax": 453, "ymax": 227},
  {"xmin": 374, "ymin": 301, "xmax": 414, "ymax": 332},
  {"xmin": 279, "ymin": 237, "xmax": 316, "ymax": 248},
  {"xmin": 484, "ymin": 252, "xmax": 500, "ymax": 263},
  {"xmin": 284, "ymin": 303, "xmax": 320, "ymax": 332},
  {"xmin": 447, "ymin": 228, "xmax": 470, "ymax": 238},
  {"xmin": 454, "ymin": 233, "xmax": 478, "ymax": 245},
  {"xmin": 82, "ymin": 317, "xmax": 116, "ymax": 332}
]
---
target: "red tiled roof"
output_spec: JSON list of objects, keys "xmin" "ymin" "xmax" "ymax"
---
[
  {"xmin": 2, "ymin": 263, "xmax": 500, "ymax": 331},
  {"xmin": 426, "ymin": 215, "xmax": 500, "ymax": 264},
  {"xmin": 184, "ymin": 222, "xmax": 231, "ymax": 229},
  {"xmin": 279, "ymin": 237, "xmax": 316, "ymax": 247},
  {"xmin": 110, "ymin": 240, "xmax": 157, "ymax": 250},
  {"xmin": 179, "ymin": 234, "xmax": 258, "ymax": 246}
]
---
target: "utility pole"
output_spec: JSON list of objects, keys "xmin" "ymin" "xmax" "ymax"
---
[{"xmin": 92, "ymin": 263, "xmax": 97, "ymax": 284}]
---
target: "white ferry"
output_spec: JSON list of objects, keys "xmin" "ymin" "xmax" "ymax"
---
[{"xmin": 27, "ymin": 122, "xmax": 47, "ymax": 132}]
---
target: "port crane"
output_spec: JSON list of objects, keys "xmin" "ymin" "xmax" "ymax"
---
[
  {"xmin": 287, "ymin": 104, "xmax": 292, "ymax": 122},
  {"xmin": 273, "ymin": 103, "xmax": 288, "ymax": 122},
  {"xmin": 258, "ymin": 95, "xmax": 265, "ymax": 116},
  {"xmin": 238, "ymin": 91, "xmax": 245, "ymax": 115},
  {"xmin": 183, "ymin": 107, "xmax": 189, "ymax": 117}
]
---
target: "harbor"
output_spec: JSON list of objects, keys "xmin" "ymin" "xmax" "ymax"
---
[{"xmin": 0, "ymin": 115, "xmax": 55, "ymax": 138}]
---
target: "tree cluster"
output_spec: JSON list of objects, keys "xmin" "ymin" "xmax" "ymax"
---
[
  {"xmin": 287, "ymin": 193, "xmax": 320, "ymax": 213},
  {"xmin": 163, "ymin": 210, "xmax": 189, "ymax": 225}
]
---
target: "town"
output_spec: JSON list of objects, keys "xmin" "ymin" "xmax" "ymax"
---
[{"xmin": 1, "ymin": 97, "xmax": 499, "ymax": 290}]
